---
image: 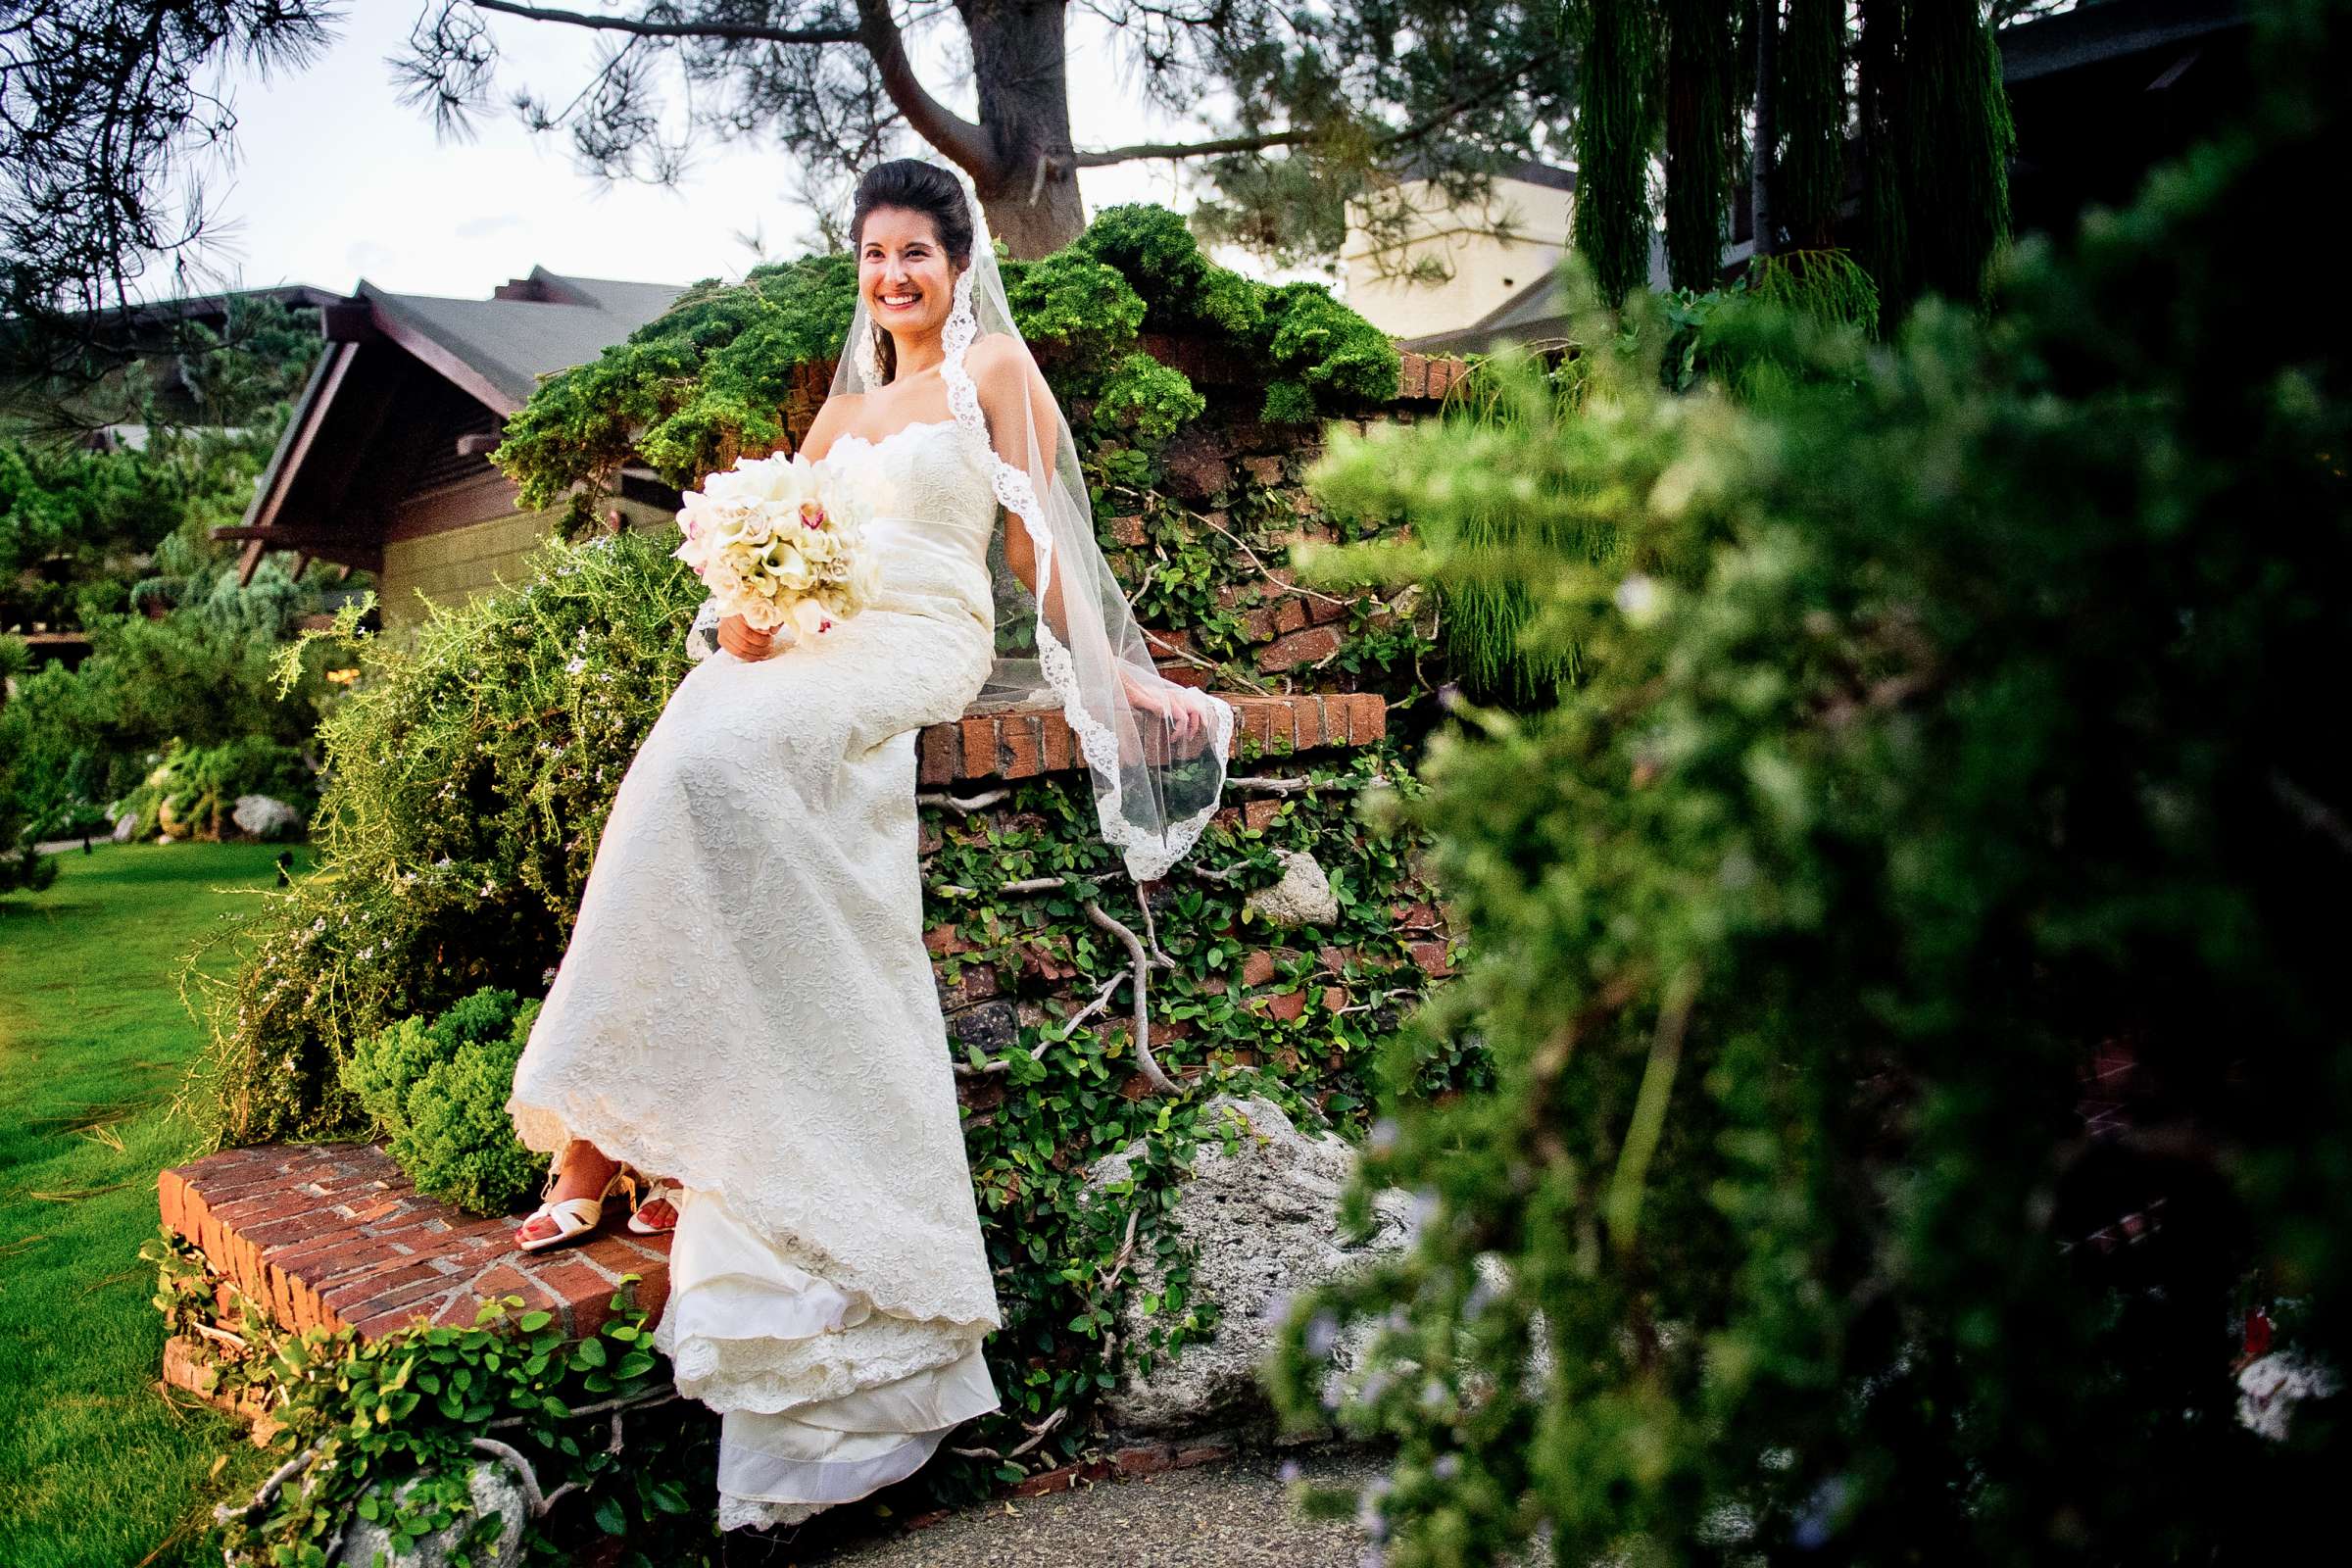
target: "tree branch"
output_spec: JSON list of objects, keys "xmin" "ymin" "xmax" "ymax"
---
[
  {"xmin": 853, "ymin": 0, "xmax": 993, "ymax": 176},
  {"xmin": 1062, "ymin": 44, "xmax": 1567, "ymax": 174},
  {"xmin": 469, "ymin": 1, "xmax": 856, "ymax": 46}
]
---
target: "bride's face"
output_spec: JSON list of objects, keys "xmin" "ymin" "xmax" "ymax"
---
[{"xmin": 858, "ymin": 206, "xmax": 959, "ymax": 344}]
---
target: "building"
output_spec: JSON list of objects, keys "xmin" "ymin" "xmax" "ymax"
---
[
  {"xmin": 1342, "ymin": 159, "xmax": 1579, "ymax": 341},
  {"xmin": 1383, "ymin": 0, "xmax": 2250, "ymax": 358},
  {"xmin": 217, "ymin": 268, "xmax": 686, "ymax": 625}
]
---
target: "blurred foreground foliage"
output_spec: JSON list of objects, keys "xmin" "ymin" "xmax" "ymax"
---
[{"xmin": 1273, "ymin": 0, "xmax": 2352, "ymax": 1559}]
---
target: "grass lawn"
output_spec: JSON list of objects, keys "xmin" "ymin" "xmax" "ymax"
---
[{"xmin": 0, "ymin": 841, "xmax": 314, "ymax": 1568}]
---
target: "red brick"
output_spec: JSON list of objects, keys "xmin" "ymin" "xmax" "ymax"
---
[
  {"xmin": 918, "ymin": 722, "xmax": 959, "ymax": 785},
  {"xmin": 1258, "ymin": 625, "xmax": 1342, "ymax": 672},
  {"xmin": 1239, "ymin": 606, "xmax": 1280, "ymax": 642},
  {"xmin": 1307, "ymin": 591, "xmax": 1350, "ymax": 626},
  {"xmin": 1273, "ymin": 597, "xmax": 1309, "ymax": 634},
  {"xmin": 1408, "ymin": 939, "xmax": 1455, "ymax": 977},
  {"xmin": 959, "ymin": 715, "xmax": 1001, "ymax": 776},
  {"xmin": 1157, "ymin": 662, "xmax": 1211, "ymax": 690},
  {"xmin": 1235, "ymin": 699, "xmax": 1278, "ymax": 752},
  {"xmin": 1244, "ymin": 799, "xmax": 1283, "ymax": 831},
  {"xmin": 1107, "ymin": 514, "xmax": 1148, "ymax": 546},
  {"xmin": 1000, "ymin": 715, "xmax": 1045, "ymax": 780},
  {"xmin": 1113, "ymin": 1443, "xmax": 1175, "ymax": 1476},
  {"xmin": 925, "ymin": 922, "xmax": 970, "ymax": 956},
  {"xmin": 321, "ymin": 1256, "xmax": 449, "ymax": 1301},
  {"xmin": 1012, "ymin": 1463, "xmax": 1086, "ymax": 1497},
  {"xmin": 1040, "ymin": 714, "xmax": 1076, "ymax": 771},
  {"xmin": 158, "ymin": 1169, "xmax": 193, "ymax": 1235},
  {"xmin": 1396, "ymin": 353, "xmax": 1430, "ymax": 398},
  {"xmin": 1172, "ymin": 1440, "xmax": 1236, "ymax": 1469},
  {"xmin": 1256, "ymin": 990, "xmax": 1307, "ymax": 1021},
  {"xmin": 1240, "ymin": 950, "xmax": 1277, "ymax": 987},
  {"xmin": 1346, "ymin": 693, "xmax": 1388, "ymax": 744},
  {"xmin": 1293, "ymin": 697, "xmax": 1326, "ymax": 751},
  {"xmin": 1321, "ymin": 986, "xmax": 1349, "ymax": 1013}
]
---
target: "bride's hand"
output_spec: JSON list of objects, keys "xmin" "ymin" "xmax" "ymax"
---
[
  {"xmin": 1121, "ymin": 669, "xmax": 1216, "ymax": 754},
  {"xmin": 717, "ymin": 614, "xmax": 780, "ymax": 662}
]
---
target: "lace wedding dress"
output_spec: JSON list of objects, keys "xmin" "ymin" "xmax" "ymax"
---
[{"xmin": 507, "ymin": 415, "xmax": 1007, "ymax": 1531}]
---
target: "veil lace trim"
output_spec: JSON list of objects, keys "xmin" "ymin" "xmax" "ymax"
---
[{"xmin": 937, "ymin": 268, "xmax": 1234, "ymax": 883}]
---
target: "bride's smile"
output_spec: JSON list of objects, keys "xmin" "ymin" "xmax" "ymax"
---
[{"xmin": 858, "ymin": 206, "xmax": 958, "ymax": 347}]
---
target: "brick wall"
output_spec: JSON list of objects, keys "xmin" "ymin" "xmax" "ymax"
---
[{"xmin": 159, "ymin": 1143, "xmax": 669, "ymax": 1344}]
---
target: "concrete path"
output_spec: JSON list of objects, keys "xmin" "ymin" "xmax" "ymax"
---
[{"xmin": 721, "ymin": 1447, "xmax": 1384, "ymax": 1568}]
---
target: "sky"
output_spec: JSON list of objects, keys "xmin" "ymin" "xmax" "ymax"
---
[{"xmin": 181, "ymin": 2, "xmax": 1238, "ymax": 304}]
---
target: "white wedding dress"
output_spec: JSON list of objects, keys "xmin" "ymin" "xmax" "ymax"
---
[{"xmin": 507, "ymin": 416, "xmax": 1007, "ymax": 1531}]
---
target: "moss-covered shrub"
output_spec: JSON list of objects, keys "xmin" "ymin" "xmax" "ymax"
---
[
  {"xmin": 343, "ymin": 987, "xmax": 547, "ymax": 1215},
  {"xmin": 491, "ymin": 203, "xmax": 1399, "ymax": 537},
  {"xmin": 119, "ymin": 736, "xmax": 313, "ymax": 841},
  {"xmin": 187, "ymin": 530, "xmax": 704, "ymax": 1142}
]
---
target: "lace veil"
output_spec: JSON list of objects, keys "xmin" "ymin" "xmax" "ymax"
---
[{"xmin": 825, "ymin": 184, "xmax": 1235, "ymax": 883}]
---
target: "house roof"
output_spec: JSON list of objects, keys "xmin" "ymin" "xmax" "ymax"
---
[
  {"xmin": 1391, "ymin": 152, "xmax": 1579, "ymax": 195},
  {"xmin": 218, "ymin": 265, "xmax": 686, "ymax": 579},
  {"xmin": 356, "ymin": 267, "xmax": 688, "ymax": 415},
  {"xmin": 1999, "ymin": 0, "xmax": 2244, "ymax": 82}
]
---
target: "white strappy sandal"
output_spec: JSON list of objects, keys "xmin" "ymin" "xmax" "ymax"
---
[
  {"xmin": 626, "ymin": 1176, "xmax": 681, "ymax": 1236},
  {"xmin": 514, "ymin": 1160, "xmax": 634, "ymax": 1254}
]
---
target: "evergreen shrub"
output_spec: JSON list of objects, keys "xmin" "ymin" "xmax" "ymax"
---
[
  {"xmin": 118, "ymin": 735, "xmax": 313, "ymax": 840},
  {"xmin": 343, "ymin": 987, "xmax": 548, "ymax": 1215},
  {"xmin": 1271, "ymin": 1, "xmax": 2352, "ymax": 1558}
]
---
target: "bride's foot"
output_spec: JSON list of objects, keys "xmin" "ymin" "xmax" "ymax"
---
[
  {"xmin": 626, "ymin": 1176, "xmax": 681, "ymax": 1236},
  {"xmin": 514, "ymin": 1145, "xmax": 627, "ymax": 1252}
]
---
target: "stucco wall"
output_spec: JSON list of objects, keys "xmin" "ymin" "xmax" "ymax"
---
[{"xmin": 1343, "ymin": 174, "xmax": 1575, "ymax": 340}]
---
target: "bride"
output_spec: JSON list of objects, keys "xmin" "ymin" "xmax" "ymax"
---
[{"xmin": 502, "ymin": 158, "xmax": 1236, "ymax": 1532}]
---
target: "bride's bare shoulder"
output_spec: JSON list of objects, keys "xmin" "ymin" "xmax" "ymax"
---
[{"xmin": 801, "ymin": 393, "xmax": 863, "ymax": 461}]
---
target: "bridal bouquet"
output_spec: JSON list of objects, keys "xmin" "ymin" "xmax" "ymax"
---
[{"xmin": 673, "ymin": 451, "xmax": 882, "ymax": 641}]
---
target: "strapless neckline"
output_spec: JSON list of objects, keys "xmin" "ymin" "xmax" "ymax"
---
[{"xmin": 828, "ymin": 417, "xmax": 959, "ymax": 460}]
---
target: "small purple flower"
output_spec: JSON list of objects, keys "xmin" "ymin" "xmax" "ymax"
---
[
  {"xmin": 1278, "ymin": 1459, "xmax": 1302, "ymax": 1484},
  {"xmin": 1792, "ymin": 1475, "xmax": 1849, "ymax": 1550},
  {"xmin": 1305, "ymin": 1310, "xmax": 1341, "ymax": 1358},
  {"xmin": 1432, "ymin": 1453, "xmax": 1460, "ymax": 1481}
]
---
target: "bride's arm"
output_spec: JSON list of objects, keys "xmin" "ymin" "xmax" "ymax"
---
[
  {"xmin": 969, "ymin": 339, "xmax": 1208, "ymax": 747},
  {"xmin": 798, "ymin": 392, "xmax": 858, "ymax": 463}
]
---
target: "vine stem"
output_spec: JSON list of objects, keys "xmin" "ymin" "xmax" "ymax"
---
[
  {"xmin": 214, "ymin": 1444, "xmax": 321, "ymax": 1527},
  {"xmin": 1182, "ymin": 501, "xmax": 1353, "ymax": 611},
  {"xmin": 917, "ymin": 786, "xmax": 1011, "ymax": 814},
  {"xmin": 1227, "ymin": 773, "xmax": 1391, "ymax": 796},
  {"xmin": 1084, "ymin": 899, "xmax": 1173, "ymax": 1094},
  {"xmin": 484, "ymin": 1385, "xmax": 678, "ymax": 1430},
  {"xmin": 948, "ymin": 1404, "xmax": 1068, "ymax": 1461}
]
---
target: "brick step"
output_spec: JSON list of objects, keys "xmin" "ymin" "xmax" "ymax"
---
[
  {"xmin": 919, "ymin": 690, "xmax": 1384, "ymax": 786},
  {"xmin": 159, "ymin": 1143, "xmax": 668, "ymax": 1344}
]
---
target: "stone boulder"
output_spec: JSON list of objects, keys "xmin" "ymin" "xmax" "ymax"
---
[
  {"xmin": 232, "ymin": 795, "xmax": 305, "ymax": 842},
  {"xmin": 333, "ymin": 1454, "xmax": 529, "ymax": 1568},
  {"xmin": 1085, "ymin": 1094, "xmax": 1415, "ymax": 1434},
  {"xmin": 1243, "ymin": 849, "xmax": 1339, "ymax": 929},
  {"xmin": 111, "ymin": 811, "xmax": 138, "ymax": 844}
]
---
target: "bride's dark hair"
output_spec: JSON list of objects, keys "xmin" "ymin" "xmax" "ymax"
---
[{"xmin": 851, "ymin": 160, "xmax": 975, "ymax": 384}]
